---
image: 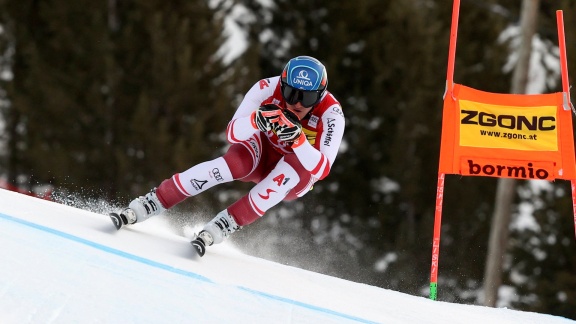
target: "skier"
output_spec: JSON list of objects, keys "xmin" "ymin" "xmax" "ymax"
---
[{"xmin": 110, "ymin": 55, "xmax": 345, "ymax": 256}]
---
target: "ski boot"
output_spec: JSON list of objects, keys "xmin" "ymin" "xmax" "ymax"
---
[
  {"xmin": 191, "ymin": 209, "xmax": 241, "ymax": 256},
  {"xmin": 110, "ymin": 188, "xmax": 166, "ymax": 230}
]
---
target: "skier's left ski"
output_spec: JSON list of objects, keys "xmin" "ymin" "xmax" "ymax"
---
[
  {"xmin": 190, "ymin": 235, "xmax": 207, "ymax": 257},
  {"xmin": 109, "ymin": 212, "xmax": 125, "ymax": 230}
]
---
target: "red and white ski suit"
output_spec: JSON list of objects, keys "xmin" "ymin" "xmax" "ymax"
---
[{"xmin": 154, "ymin": 76, "xmax": 345, "ymax": 226}]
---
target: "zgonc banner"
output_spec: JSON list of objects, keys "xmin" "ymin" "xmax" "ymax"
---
[{"xmin": 438, "ymin": 84, "xmax": 576, "ymax": 181}]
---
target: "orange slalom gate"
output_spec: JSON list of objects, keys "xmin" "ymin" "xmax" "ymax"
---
[{"xmin": 430, "ymin": 0, "xmax": 576, "ymax": 300}]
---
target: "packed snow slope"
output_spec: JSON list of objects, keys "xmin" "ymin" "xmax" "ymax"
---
[{"xmin": 0, "ymin": 188, "xmax": 573, "ymax": 324}]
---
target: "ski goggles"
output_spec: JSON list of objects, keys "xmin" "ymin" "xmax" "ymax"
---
[{"xmin": 281, "ymin": 82, "xmax": 323, "ymax": 108}]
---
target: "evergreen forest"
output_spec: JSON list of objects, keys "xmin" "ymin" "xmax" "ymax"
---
[{"xmin": 0, "ymin": 0, "xmax": 575, "ymax": 319}]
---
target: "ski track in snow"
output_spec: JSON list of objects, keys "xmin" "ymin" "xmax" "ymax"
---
[{"xmin": 0, "ymin": 188, "xmax": 573, "ymax": 324}]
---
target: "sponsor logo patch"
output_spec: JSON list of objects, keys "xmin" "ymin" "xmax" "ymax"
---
[
  {"xmin": 459, "ymin": 100, "xmax": 558, "ymax": 151},
  {"xmin": 462, "ymin": 159, "xmax": 552, "ymax": 180}
]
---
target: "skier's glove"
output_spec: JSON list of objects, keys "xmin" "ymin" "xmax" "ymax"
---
[
  {"xmin": 254, "ymin": 104, "xmax": 282, "ymax": 132},
  {"xmin": 274, "ymin": 108, "xmax": 302, "ymax": 142}
]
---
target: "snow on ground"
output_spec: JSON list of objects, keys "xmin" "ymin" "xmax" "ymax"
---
[{"xmin": 0, "ymin": 188, "xmax": 573, "ymax": 323}]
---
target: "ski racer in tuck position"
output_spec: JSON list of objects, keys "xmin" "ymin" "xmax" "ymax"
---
[{"xmin": 110, "ymin": 56, "xmax": 345, "ymax": 256}]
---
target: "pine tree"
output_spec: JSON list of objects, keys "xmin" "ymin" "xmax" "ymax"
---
[{"xmin": 1, "ymin": 0, "xmax": 231, "ymax": 202}]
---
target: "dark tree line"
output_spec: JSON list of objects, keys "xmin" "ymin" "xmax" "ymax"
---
[{"xmin": 0, "ymin": 0, "xmax": 575, "ymax": 319}]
